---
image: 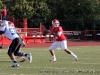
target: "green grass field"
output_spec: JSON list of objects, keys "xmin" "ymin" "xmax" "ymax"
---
[{"xmin": 0, "ymin": 46, "xmax": 100, "ymax": 75}]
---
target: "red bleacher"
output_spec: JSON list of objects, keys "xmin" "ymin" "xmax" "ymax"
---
[
  {"xmin": 0, "ymin": 24, "xmax": 48, "ymax": 44},
  {"xmin": 0, "ymin": 13, "xmax": 100, "ymax": 45},
  {"xmin": 0, "ymin": 13, "xmax": 48, "ymax": 44}
]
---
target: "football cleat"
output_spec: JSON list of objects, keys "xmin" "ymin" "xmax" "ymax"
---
[
  {"xmin": 73, "ymin": 55, "xmax": 78, "ymax": 61},
  {"xmin": 11, "ymin": 63, "xmax": 19, "ymax": 67},
  {"xmin": 27, "ymin": 53, "xmax": 32, "ymax": 63},
  {"xmin": 49, "ymin": 60, "xmax": 56, "ymax": 62}
]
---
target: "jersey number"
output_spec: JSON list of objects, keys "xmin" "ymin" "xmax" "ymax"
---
[{"xmin": 9, "ymin": 28, "xmax": 16, "ymax": 35}]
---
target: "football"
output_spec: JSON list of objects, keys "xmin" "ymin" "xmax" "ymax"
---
[
  {"xmin": 42, "ymin": 30, "xmax": 49, "ymax": 36},
  {"xmin": 17, "ymin": 56, "xmax": 25, "ymax": 62}
]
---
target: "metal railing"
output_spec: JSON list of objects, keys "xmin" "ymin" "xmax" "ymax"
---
[{"xmin": 17, "ymin": 28, "xmax": 100, "ymax": 41}]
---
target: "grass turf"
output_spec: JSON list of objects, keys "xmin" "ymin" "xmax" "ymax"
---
[{"xmin": 0, "ymin": 46, "xmax": 100, "ymax": 75}]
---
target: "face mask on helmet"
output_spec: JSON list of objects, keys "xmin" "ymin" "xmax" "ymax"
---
[{"xmin": 52, "ymin": 19, "xmax": 60, "ymax": 27}]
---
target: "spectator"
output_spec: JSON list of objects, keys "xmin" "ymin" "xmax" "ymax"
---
[{"xmin": 1, "ymin": 6, "xmax": 7, "ymax": 20}]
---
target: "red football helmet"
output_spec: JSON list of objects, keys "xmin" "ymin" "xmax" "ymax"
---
[
  {"xmin": 8, "ymin": 21, "xmax": 15, "ymax": 27},
  {"xmin": 52, "ymin": 19, "xmax": 60, "ymax": 27}
]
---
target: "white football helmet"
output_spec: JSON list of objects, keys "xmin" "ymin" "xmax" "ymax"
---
[{"xmin": 52, "ymin": 19, "xmax": 60, "ymax": 27}]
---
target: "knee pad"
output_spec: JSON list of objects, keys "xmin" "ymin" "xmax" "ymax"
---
[{"xmin": 49, "ymin": 49, "xmax": 52, "ymax": 51}]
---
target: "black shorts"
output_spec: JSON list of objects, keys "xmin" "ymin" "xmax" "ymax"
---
[{"xmin": 7, "ymin": 37, "xmax": 22, "ymax": 56}]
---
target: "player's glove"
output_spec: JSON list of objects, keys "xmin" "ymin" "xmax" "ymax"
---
[{"xmin": 42, "ymin": 30, "xmax": 49, "ymax": 36}]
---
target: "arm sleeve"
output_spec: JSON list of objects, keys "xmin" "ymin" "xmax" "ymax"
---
[
  {"xmin": 57, "ymin": 27, "xmax": 62, "ymax": 36},
  {"xmin": 57, "ymin": 31, "xmax": 62, "ymax": 36}
]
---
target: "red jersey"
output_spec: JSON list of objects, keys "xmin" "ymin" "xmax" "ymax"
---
[
  {"xmin": 1, "ymin": 8, "xmax": 7, "ymax": 16},
  {"xmin": 50, "ymin": 26, "xmax": 66, "ymax": 41},
  {"xmin": 50, "ymin": 25, "xmax": 54, "ymax": 32}
]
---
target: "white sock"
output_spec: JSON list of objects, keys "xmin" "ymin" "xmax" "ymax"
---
[
  {"xmin": 70, "ymin": 52, "xmax": 76, "ymax": 57},
  {"xmin": 52, "ymin": 55, "xmax": 56, "ymax": 60}
]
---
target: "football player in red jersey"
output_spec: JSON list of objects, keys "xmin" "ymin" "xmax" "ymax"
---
[
  {"xmin": 1, "ymin": 6, "xmax": 7, "ymax": 20},
  {"xmin": 48, "ymin": 19, "xmax": 78, "ymax": 62}
]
